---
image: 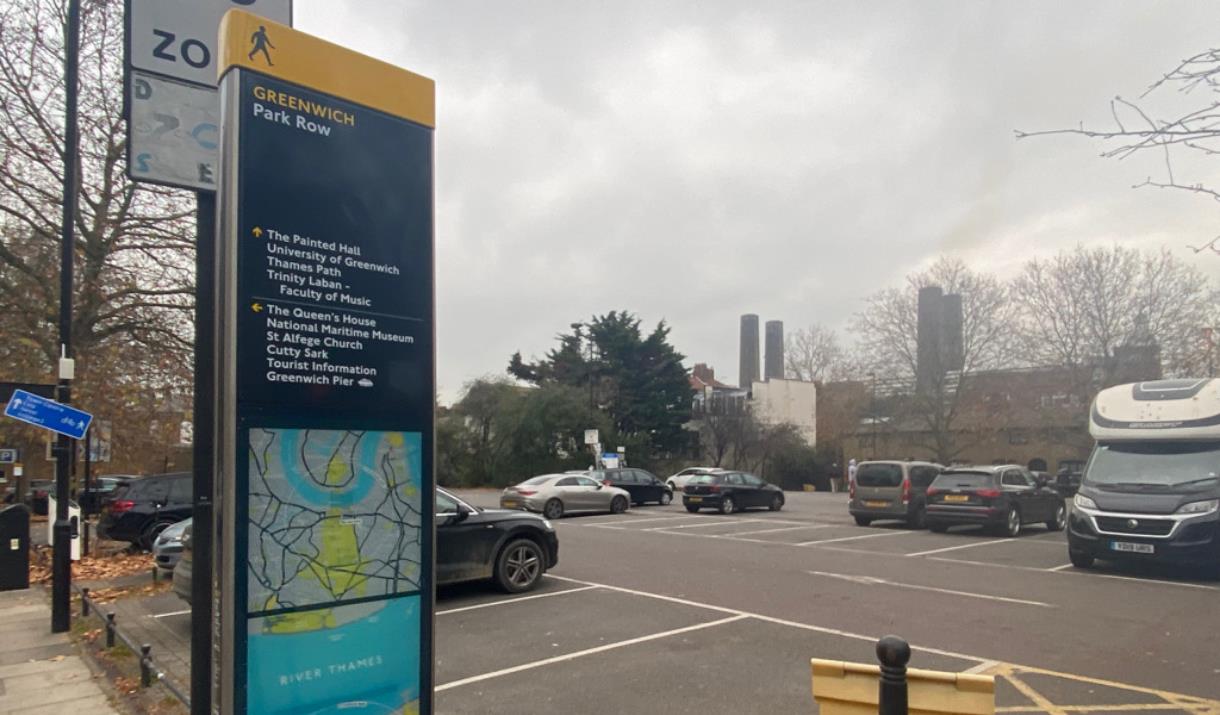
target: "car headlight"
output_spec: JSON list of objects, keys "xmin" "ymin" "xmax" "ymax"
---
[
  {"xmin": 542, "ymin": 519, "xmax": 554, "ymax": 531},
  {"xmin": 1175, "ymin": 499, "xmax": 1220, "ymax": 516},
  {"xmin": 1073, "ymin": 494, "xmax": 1098, "ymax": 510}
]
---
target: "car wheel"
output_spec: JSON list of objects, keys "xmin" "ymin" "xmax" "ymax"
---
[
  {"xmin": 610, "ymin": 496, "xmax": 628, "ymax": 514},
  {"xmin": 660, "ymin": 491, "xmax": 672, "ymax": 506},
  {"xmin": 1069, "ymin": 550, "xmax": 1094, "ymax": 569},
  {"xmin": 999, "ymin": 507, "xmax": 1021, "ymax": 538},
  {"xmin": 719, "ymin": 496, "xmax": 736, "ymax": 515},
  {"xmin": 768, "ymin": 494, "xmax": 783, "ymax": 511},
  {"xmin": 928, "ymin": 521, "xmax": 948, "ymax": 533},
  {"xmin": 853, "ymin": 516, "xmax": 871, "ymax": 527},
  {"xmin": 494, "ymin": 539, "xmax": 545, "ymax": 593},
  {"xmin": 543, "ymin": 498, "xmax": 564, "ymax": 520},
  {"xmin": 685, "ymin": 504, "xmax": 700, "ymax": 513},
  {"xmin": 1046, "ymin": 504, "xmax": 1066, "ymax": 532},
  {"xmin": 140, "ymin": 520, "xmax": 177, "ymax": 551}
]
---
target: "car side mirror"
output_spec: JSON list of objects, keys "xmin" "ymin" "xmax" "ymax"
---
[
  {"xmin": 596, "ymin": 483, "xmax": 604, "ymax": 490},
  {"xmin": 455, "ymin": 505, "xmax": 472, "ymax": 522},
  {"xmin": 1035, "ymin": 476, "xmax": 1049, "ymax": 488}
]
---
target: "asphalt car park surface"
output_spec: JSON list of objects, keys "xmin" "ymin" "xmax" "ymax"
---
[{"xmin": 122, "ymin": 491, "xmax": 1220, "ymax": 714}]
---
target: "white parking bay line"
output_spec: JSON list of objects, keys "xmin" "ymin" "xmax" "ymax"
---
[
  {"xmin": 571, "ymin": 515, "xmax": 701, "ymax": 527},
  {"xmin": 796, "ymin": 530, "xmax": 908, "ymax": 547},
  {"xmin": 436, "ymin": 586, "xmax": 599, "ymax": 616},
  {"xmin": 643, "ymin": 519, "xmax": 761, "ymax": 531},
  {"xmin": 435, "ymin": 615, "xmax": 748, "ymax": 691},
  {"xmin": 806, "ymin": 570, "xmax": 1051, "ymax": 608},
  {"xmin": 1047, "ymin": 563, "xmax": 1075, "ymax": 572},
  {"xmin": 151, "ymin": 609, "xmax": 191, "ymax": 619},
  {"xmin": 905, "ymin": 538, "xmax": 1012, "ymax": 557},
  {"xmin": 547, "ymin": 574, "xmax": 989, "ymax": 666},
  {"xmin": 728, "ymin": 524, "xmax": 832, "ymax": 537}
]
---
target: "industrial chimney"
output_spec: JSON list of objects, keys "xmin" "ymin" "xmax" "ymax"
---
[
  {"xmin": 916, "ymin": 286, "xmax": 944, "ymax": 392},
  {"xmin": 941, "ymin": 293, "xmax": 964, "ymax": 372},
  {"xmin": 764, "ymin": 320, "xmax": 784, "ymax": 381},
  {"xmin": 739, "ymin": 314, "xmax": 760, "ymax": 391}
]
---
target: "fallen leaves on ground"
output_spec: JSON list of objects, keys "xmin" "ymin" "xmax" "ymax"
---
[
  {"xmin": 114, "ymin": 676, "xmax": 140, "ymax": 696},
  {"xmin": 87, "ymin": 579, "xmax": 171, "ymax": 604},
  {"xmin": 29, "ymin": 548, "xmax": 154, "ymax": 584}
]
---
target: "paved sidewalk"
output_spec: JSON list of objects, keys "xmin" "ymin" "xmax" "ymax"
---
[{"xmin": 0, "ymin": 589, "xmax": 120, "ymax": 714}]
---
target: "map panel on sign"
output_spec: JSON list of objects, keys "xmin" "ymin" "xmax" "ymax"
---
[{"xmin": 246, "ymin": 428, "xmax": 422, "ymax": 614}]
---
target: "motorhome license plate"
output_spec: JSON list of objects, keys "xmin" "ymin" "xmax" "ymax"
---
[{"xmin": 1111, "ymin": 541, "xmax": 1154, "ymax": 554}]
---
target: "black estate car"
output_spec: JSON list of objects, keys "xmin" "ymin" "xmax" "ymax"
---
[
  {"xmin": 97, "ymin": 472, "xmax": 192, "ymax": 549},
  {"xmin": 925, "ymin": 466, "xmax": 1066, "ymax": 537},
  {"xmin": 683, "ymin": 471, "xmax": 784, "ymax": 514},
  {"xmin": 588, "ymin": 468, "xmax": 673, "ymax": 506}
]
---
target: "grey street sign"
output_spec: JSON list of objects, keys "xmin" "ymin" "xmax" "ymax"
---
[
  {"xmin": 125, "ymin": 0, "xmax": 292, "ymax": 189},
  {"xmin": 0, "ymin": 449, "xmax": 16, "ymax": 464},
  {"xmin": 128, "ymin": 0, "xmax": 292, "ymax": 88},
  {"xmin": 128, "ymin": 71, "xmax": 219, "ymax": 190}
]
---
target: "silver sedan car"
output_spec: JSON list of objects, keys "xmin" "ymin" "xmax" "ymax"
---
[{"xmin": 500, "ymin": 474, "xmax": 631, "ymax": 519}]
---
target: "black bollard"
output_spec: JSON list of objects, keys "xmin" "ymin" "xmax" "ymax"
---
[
  {"xmin": 81, "ymin": 587, "xmax": 89, "ymax": 617},
  {"xmin": 877, "ymin": 635, "xmax": 911, "ymax": 715},
  {"xmin": 105, "ymin": 612, "xmax": 116, "ymax": 648},
  {"xmin": 140, "ymin": 644, "xmax": 153, "ymax": 687}
]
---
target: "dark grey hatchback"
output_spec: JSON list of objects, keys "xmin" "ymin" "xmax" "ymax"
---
[
  {"xmin": 683, "ymin": 471, "xmax": 784, "ymax": 514},
  {"xmin": 925, "ymin": 466, "xmax": 1067, "ymax": 537}
]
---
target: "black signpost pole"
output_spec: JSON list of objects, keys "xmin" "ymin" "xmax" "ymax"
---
[
  {"xmin": 191, "ymin": 191, "xmax": 216, "ymax": 715},
  {"xmin": 52, "ymin": 0, "xmax": 82, "ymax": 634},
  {"xmin": 82, "ymin": 427, "xmax": 91, "ymax": 556}
]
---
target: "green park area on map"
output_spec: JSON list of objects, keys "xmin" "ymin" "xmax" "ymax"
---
[{"xmin": 246, "ymin": 428, "xmax": 423, "ymax": 619}]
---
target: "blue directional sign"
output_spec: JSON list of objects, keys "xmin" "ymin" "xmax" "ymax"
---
[{"xmin": 3, "ymin": 389, "xmax": 93, "ymax": 440}]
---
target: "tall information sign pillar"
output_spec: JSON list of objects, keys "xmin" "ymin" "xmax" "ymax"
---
[{"xmin": 215, "ymin": 12, "xmax": 435, "ymax": 714}]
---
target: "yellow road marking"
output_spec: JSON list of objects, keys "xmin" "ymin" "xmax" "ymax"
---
[
  {"xmin": 977, "ymin": 662, "xmax": 1220, "ymax": 715},
  {"xmin": 998, "ymin": 665, "xmax": 1070, "ymax": 715}
]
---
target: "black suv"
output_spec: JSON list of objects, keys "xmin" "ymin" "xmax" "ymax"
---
[
  {"xmin": 587, "ymin": 468, "xmax": 672, "ymax": 506},
  {"xmin": 98, "ymin": 472, "xmax": 192, "ymax": 549},
  {"xmin": 926, "ymin": 466, "xmax": 1066, "ymax": 537}
]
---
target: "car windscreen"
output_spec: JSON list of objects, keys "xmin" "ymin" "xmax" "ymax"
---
[
  {"xmin": 931, "ymin": 472, "xmax": 994, "ymax": 489},
  {"xmin": 1085, "ymin": 442, "xmax": 1220, "ymax": 491},
  {"xmin": 855, "ymin": 464, "xmax": 903, "ymax": 487}
]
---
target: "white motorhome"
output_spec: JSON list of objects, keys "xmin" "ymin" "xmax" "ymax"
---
[{"xmin": 1069, "ymin": 379, "xmax": 1220, "ymax": 573}]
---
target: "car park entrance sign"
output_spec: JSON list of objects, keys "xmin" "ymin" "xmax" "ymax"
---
[{"xmin": 215, "ymin": 11, "xmax": 435, "ymax": 715}]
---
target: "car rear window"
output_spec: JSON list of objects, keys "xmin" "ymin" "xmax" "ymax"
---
[
  {"xmin": 688, "ymin": 474, "xmax": 721, "ymax": 485},
  {"xmin": 932, "ymin": 472, "xmax": 995, "ymax": 489},
  {"xmin": 520, "ymin": 476, "xmax": 553, "ymax": 486},
  {"xmin": 856, "ymin": 464, "xmax": 903, "ymax": 487}
]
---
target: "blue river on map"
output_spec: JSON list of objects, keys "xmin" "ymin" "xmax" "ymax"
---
[
  {"xmin": 275, "ymin": 429, "xmax": 390, "ymax": 507},
  {"xmin": 247, "ymin": 594, "xmax": 421, "ymax": 714}
]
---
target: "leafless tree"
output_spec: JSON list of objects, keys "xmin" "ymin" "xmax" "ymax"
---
[
  {"xmin": 1012, "ymin": 245, "xmax": 1217, "ymax": 386},
  {"xmin": 852, "ymin": 256, "xmax": 1017, "ymax": 463},
  {"xmin": 784, "ymin": 323, "xmax": 853, "ymax": 383},
  {"xmin": 1016, "ymin": 47, "xmax": 1220, "ymax": 254},
  {"xmin": 0, "ymin": 0, "xmax": 195, "ymax": 375}
]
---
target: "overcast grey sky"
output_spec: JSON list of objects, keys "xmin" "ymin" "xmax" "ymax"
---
[{"xmin": 295, "ymin": 1, "xmax": 1220, "ymax": 402}]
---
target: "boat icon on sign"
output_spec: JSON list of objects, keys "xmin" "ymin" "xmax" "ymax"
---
[{"xmin": 357, "ymin": 378, "xmax": 374, "ymax": 388}]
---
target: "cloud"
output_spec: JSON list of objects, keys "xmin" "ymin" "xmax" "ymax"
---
[{"xmin": 298, "ymin": 1, "xmax": 1220, "ymax": 401}]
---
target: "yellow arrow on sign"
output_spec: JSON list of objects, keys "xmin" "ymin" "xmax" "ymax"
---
[
  {"xmin": 251, "ymin": 303, "xmax": 264, "ymax": 313},
  {"xmin": 252, "ymin": 226, "xmax": 263, "ymax": 238}
]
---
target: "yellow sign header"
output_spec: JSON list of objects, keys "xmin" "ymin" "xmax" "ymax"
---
[{"xmin": 218, "ymin": 10, "xmax": 435, "ymax": 128}]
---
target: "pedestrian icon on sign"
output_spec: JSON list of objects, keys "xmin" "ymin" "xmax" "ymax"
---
[{"xmin": 249, "ymin": 25, "xmax": 275, "ymax": 66}]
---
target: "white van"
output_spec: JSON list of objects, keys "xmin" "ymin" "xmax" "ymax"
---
[{"xmin": 1068, "ymin": 379, "xmax": 1220, "ymax": 574}]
